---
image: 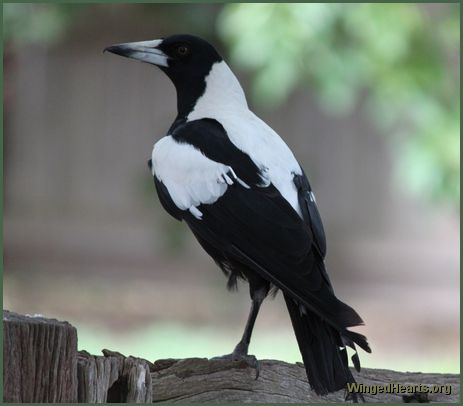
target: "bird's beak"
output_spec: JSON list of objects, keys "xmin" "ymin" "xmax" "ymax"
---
[{"xmin": 104, "ymin": 39, "xmax": 169, "ymax": 67}]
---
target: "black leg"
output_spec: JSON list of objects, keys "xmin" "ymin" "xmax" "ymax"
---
[
  {"xmin": 212, "ymin": 285, "xmax": 268, "ymax": 378},
  {"xmin": 232, "ymin": 287, "xmax": 266, "ymax": 357}
]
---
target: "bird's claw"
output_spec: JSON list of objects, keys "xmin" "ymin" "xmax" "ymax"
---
[
  {"xmin": 345, "ymin": 389, "xmax": 365, "ymax": 403},
  {"xmin": 237, "ymin": 354, "xmax": 260, "ymax": 380}
]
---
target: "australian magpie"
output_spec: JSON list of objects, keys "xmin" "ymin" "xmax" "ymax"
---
[{"xmin": 105, "ymin": 34, "xmax": 371, "ymax": 398}]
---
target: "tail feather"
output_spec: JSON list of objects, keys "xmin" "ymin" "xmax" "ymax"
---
[
  {"xmin": 343, "ymin": 330, "xmax": 371, "ymax": 354},
  {"xmin": 284, "ymin": 293, "xmax": 369, "ymax": 396}
]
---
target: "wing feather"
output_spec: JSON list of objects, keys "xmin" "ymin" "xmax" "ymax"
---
[{"xmin": 185, "ymin": 184, "xmax": 364, "ymax": 330}]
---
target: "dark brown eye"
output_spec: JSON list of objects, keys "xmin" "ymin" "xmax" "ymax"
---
[{"xmin": 176, "ymin": 45, "xmax": 189, "ymax": 56}]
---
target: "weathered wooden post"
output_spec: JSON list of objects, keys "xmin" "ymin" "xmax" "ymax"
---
[
  {"xmin": 77, "ymin": 349, "xmax": 152, "ymax": 402},
  {"xmin": 3, "ymin": 311, "xmax": 152, "ymax": 403},
  {"xmin": 3, "ymin": 310, "xmax": 460, "ymax": 403},
  {"xmin": 3, "ymin": 311, "xmax": 78, "ymax": 402}
]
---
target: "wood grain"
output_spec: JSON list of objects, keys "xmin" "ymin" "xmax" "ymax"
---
[
  {"xmin": 77, "ymin": 349, "xmax": 152, "ymax": 403},
  {"xmin": 3, "ymin": 311, "xmax": 460, "ymax": 403},
  {"xmin": 151, "ymin": 358, "xmax": 460, "ymax": 403},
  {"xmin": 3, "ymin": 311, "xmax": 78, "ymax": 402}
]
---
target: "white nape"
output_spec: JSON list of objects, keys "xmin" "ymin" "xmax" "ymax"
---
[{"xmin": 188, "ymin": 61, "xmax": 248, "ymax": 119}]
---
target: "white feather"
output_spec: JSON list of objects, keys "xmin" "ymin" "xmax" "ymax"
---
[
  {"xmin": 189, "ymin": 206, "xmax": 203, "ymax": 219},
  {"xmin": 188, "ymin": 61, "xmax": 302, "ymax": 216},
  {"xmin": 152, "ymin": 136, "xmax": 248, "ymax": 213}
]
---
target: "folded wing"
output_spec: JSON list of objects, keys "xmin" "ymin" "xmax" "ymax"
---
[{"xmin": 151, "ymin": 118, "xmax": 364, "ymax": 332}]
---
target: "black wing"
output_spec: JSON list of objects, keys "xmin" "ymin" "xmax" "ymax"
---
[
  {"xmin": 152, "ymin": 119, "xmax": 363, "ymax": 331},
  {"xmin": 293, "ymin": 171, "xmax": 327, "ymax": 259},
  {"xmin": 187, "ymin": 184, "xmax": 363, "ymax": 330}
]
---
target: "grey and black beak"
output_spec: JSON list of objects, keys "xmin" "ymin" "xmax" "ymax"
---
[{"xmin": 104, "ymin": 39, "xmax": 168, "ymax": 67}]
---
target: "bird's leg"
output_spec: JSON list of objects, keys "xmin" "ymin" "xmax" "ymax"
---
[
  {"xmin": 212, "ymin": 285, "xmax": 267, "ymax": 378},
  {"xmin": 232, "ymin": 292, "xmax": 263, "ymax": 357}
]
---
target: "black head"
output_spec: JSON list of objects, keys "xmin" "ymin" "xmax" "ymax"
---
[{"xmin": 105, "ymin": 34, "xmax": 223, "ymax": 117}]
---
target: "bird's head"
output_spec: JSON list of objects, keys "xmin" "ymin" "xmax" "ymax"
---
[
  {"xmin": 105, "ymin": 34, "xmax": 232, "ymax": 117},
  {"xmin": 105, "ymin": 34, "xmax": 222, "ymax": 80}
]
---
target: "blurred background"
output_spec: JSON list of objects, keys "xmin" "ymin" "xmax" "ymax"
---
[{"xmin": 3, "ymin": 3, "xmax": 460, "ymax": 374}]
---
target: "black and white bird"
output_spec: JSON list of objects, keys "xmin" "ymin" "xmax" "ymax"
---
[{"xmin": 105, "ymin": 34, "xmax": 371, "ymax": 397}]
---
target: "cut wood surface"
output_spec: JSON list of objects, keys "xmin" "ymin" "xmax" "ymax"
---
[{"xmin": 3, "ymin": 310, "xmax": 460, "ymax": 403}]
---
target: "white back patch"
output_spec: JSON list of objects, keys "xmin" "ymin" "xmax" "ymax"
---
[{"xmin": 187, "ymin": 61, "xmax": 303, "ymax": 216}]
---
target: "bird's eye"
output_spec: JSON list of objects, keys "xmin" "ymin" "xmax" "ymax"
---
[{"xmin": 176, "ymin": 45, "xmax": 190, "ymax": 56}]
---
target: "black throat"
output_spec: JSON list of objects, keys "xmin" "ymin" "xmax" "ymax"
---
[
  {"xmin": 158, "ymin": 52, "xmax": 222, "ymax": 120},
  {"xmin": 166, "ymin": 73, "xmax": 207, "ymax": 133},
  {"xmin": 172, "ymin": 74, "xmax": 207, "ymax": 119}
]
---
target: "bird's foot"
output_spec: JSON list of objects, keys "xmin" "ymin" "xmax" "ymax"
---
[
  {"xmin": 345, "ymin": 390, "xmax": 365, "ymax": 403},
  {"xmin": 211, "ymin": 342, "xmax": 260, "ymax": 379}
]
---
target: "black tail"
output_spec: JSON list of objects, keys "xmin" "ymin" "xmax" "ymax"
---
[{"xmin": 284, "ymin": 293, "xmax": 371, "ymax": 397}]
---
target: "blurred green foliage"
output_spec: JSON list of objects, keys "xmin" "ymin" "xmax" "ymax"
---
[
  {"xmin": 3, "ymin": 3, "xmax": 80, "ymax": 46},
  {"xmin": 218, "ymin": 3, "xmax": 460, "ymax": 209}
]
